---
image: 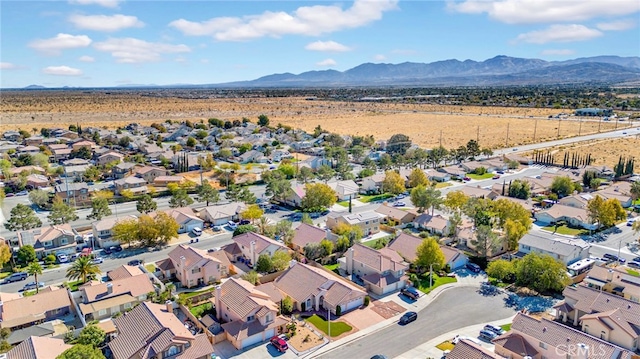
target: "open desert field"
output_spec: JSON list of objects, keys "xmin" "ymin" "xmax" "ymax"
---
[
  {"xmin": 526, "ymin": 136, "xmax": 640, "ymax": 168},
  {"xmin": 0, "ymin": 90, "xmax": 627, "ymax": 149}
]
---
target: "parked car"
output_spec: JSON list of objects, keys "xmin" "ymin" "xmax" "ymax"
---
[
  {"xmin": 23, "ymin": 281, "xmax": 45, "ymax": 291},
  {"xmin": 399, "ymin": 311, "xmax": 418, "ymax": 325},
  {"xmin": 207, "ymin": 247, "xmax": 221, "ymax": 253},
  {"xmin": 192, "ymin": 227, "xmax": 202, "ymax": 236},
  {"xmin": 393, "ymin": 201, "xmax": 406, "ymax": 207},
  {"xmin": 627, "ymin": 261, "xmax": 640, "ymax": 269},
  {"xmin": 466, "ymin": 262, "xmax": 482, "ymax": 273},
  {"xmin": 483, "ymin": 324, "xmax": 505, "ymax": 336},
  {"xmin": 633, "ymin": 256, "xmax": 640, "ymax": 262},
  {"xmin": 603, "ymin": 253, "xmax": 626, "ymax": 263},
  {"xmin": 212, "ymin": 225, "xmax": 222, "ymax": 232},
  {"xmin": 113, "ymin": 245, "xmax": 123, "ymax": 252},
  {"xmin": 321, "ymin": 210, "xmax": 330, "ymax": 216},
  {"xmin": 227, "ymin": 221, "xmax": 238, "ymax": 230},
  {"xmin": 269, "ymin": 336, "xmax": 288, "ymax": 352},
  {"xmin": 492, "ymin": 175, "xmax": 500, "ymax": 179},
  {"xmin": 16, "ymin": 190, "xmax": 28, "ymax": 196},
  {"xmin": 463, "ymin": 177, "xmax": 471, "ymax": 181},
  {"xmin": 239, "ymin": 219, "xmax": 251, "ymax": 225},
  {"xmin": 496, "ymin": 171, "xmax": 505, "ymax": 174},
  {"xmin": 57, "ymin": 254, "xmax": 69, "ymax": 263},
  {"xmin": 103, "ymin": 247, "xmax": 113, "ymax": 255},
  {"xmin": 91, "ymin": 257, "xmax": 104, "ymax": 264},
  {"xmin": 478, "ymin": 329, "xmax": 498, "ymax": 341},
  {"xmin": 370, "ymin": 356, "xmax": 388, "ymax": 359},
  {"xmin": 627, "ymin": 218, "xmax": 639, "ymax": 226},
  {"xmin": 127, "ymin": 259, "xmax": 143, "ymax": 266},
  {"xmin": 4, "ymin": 272, "xmax": 28, "ymax": 283},
  {"xmin": 400, "ymin": 286, "xmax": 420, "ymax": 300}
]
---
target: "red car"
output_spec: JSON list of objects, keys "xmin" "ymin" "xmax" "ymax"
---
[{"xmin": 270, "ymin": 336, "xmax": 288, "ymax": 352}]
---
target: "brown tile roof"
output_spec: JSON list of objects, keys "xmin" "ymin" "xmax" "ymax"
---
[
  {"xmin": 107, "ymin": 264, "xmax": 144, "ymax": 281},
  {"xmin": 361, "ymin": 272, "xmax": 407, "ymax": 288},
  {"xmin": 168, "ymin": 244, "xmax": 221, "ymax": 271},
  {"xmin": 17, "ymin": 224, "xmax": 76, "ymax": 248},
  {"xmin": 255, "ymin": 282, "xmax": 284, "ymax": 303},
  {"xmin": 492, "ymin": 333, "xmax": 538, "ymax": 358},
  {"xmin": 0, "ymin": 287, "xmax": 71, "ymax": 329},
  {"xmin": 274, "ymin": 262, "xmax": 365, "ymax": 309},
  {"xmin": 387, "ymin": 232, "xmax": 423, "ymax": 262},
  {"xmin": 510, "ymin": 312, "xmax": 635, "ymax": 359},
  {"xmin": 292, "ymin": 223, "xmax": 327, "ymax": 248},
  {"xmin": 446, "ymin": 339, "xmax": 504, "ymax": 359},
  {"xmin": 218, "ymin": 278, "xmax": 278, "ymax": 319},
  {"xmin": 233, "ymin": 232, "xmax": 288, "ymax": 255},
  {"xmin": 584, "ymin": 265, "xmax": 640, "ymax": 298},
  {"xmin": 413, "ymin": 213, "xmax": 448, "ymax": 230},
  {"xmin": 440, "ymin": 245, "xmax": 465, "ymax": 264},
  {"xmin": 176, "ymin": 334, "xmax": 214, "ymax": 359},
  {"xmin": 162, "ymin": 207, "xmax": 202, "ymax": 225},
  {"xmin": 82, "ymin": 273, "xmax": 154, "ymax": 303},
  {"xmin": 7, "ymin": 336, "xmax": 72, "ymax": 359},
  {"xmin": 79, "ymin": 294, "xmax": 136, "ymax": 315},
  {"xmin": 207, "ymin": 248, "xmax": 231, "ymax": 269},
  {"xmin": 374, "ymin": 204, "xmax": 416, "ymax": 221},
  {"xmin": 200, "ymin": 202, "xmax": 246, "ymax": 221},
  {"xmin": 222, "ymin": 316, "xmax": 288, "ymax": 342},
  {"xmin": 155, "ymin": 258, "xmax": 175, "ymax": 271},
  {"xmin": 94, "ymin": 319, "xmax": 117, "ymax": 334},
  {"xmin": 94, "ymin": 215, "xmax": 138, "ymax": 233},
  {"xmin": 351, "ymin": 243, "xmax": 408, "ymax": 272}
]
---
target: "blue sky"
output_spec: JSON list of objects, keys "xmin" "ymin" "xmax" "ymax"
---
[{"xmin": 1, "ymin": 0, "xmax": 639, "ymax": 88}]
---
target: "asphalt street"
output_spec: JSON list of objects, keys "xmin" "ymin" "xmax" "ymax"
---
[{"xmin": 314, "ymin": 286, "xmax": 517, "ymax": 359}]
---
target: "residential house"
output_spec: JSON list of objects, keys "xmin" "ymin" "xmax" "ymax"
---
[
  {"xmin": 274, "ymin": 261, "xmax": 366, "ymax": 314},
  {"xmin": 2, "ymin": 130, "xmax": 21, "ymax": 142},
  {"xmin": 341, "ymin": 243, "xmax": 409, "ymax": 295},
  {"xmin": 413, "ymin": 213, "xmax": 449, "ymax": 235},
  {"xmin": 214, "ymin": 278, "xmax": 288, "ymax": 350},
  {"xmin": 271, "ymin": 149, "xmax": 293, "ymax": 162},
  {"xmin": 360, "ymin": 173, "xmax": 386, "ymax": 194},
  {"xmin": 26, "ymin": 174, "xmax": 49, "ymax": 189},
  {"xmin": 9, "ymin": 166, "xmax": 46, "ymax": 177},
  {"xmin": 198, "ymin": 202, "xmax": 246, "ymax": 226},
  {"xmin": 298, "ymin": 155, "xmax": 330, "ymax": 170},
  {"xmin": 516, "ymin": 232, "xmax": 590, "ymax": 265},
  {"xmin": 114, "ymin": 176, "xmax": 148, "ymax": 195},
  {"xmin": 92, "ymin": 215, "xmax": 138, "ymax": 249},
  {"xmin": 283, "ymin": 182, "xmax": 306, "ymax": 207},
  {"xmin": 96, "ymin": 151, "xmax": 124, "ymax": 166},
  {"xmin": 464, "ymin": 227, "xmax": 507, "ymax": 257},
  {"xmin": 559, "ymin": 193, "xmax": 591, "ymax": 208},
  {"xmin": 438, "ymin": 165, "xmax": 467, "ymax": 180},
  {"xmin": 112, "ymin": 162, "xmax": 136, "ymax": 179},
  {"xmin": 374, "ymin": 204, "xmax": 417, "ymax": 226},
  {"xmin": 62, "ymin": 164, "xmax": 90, "ymax": 182},
  {"xmin": 595, "ymin": 185, "xmax": 633, "ymax": 208},
  {"xmin": 108, "ymin": 301, "xmax": 214, "ymax": 359},
  {"xmin": 71, "ymin": 140, "xmax": 95, "ymax": 151},
  {"xmin": 535, "ymin": 204, "xmax": 597, "ymax": 230},
  {"xmin": 238, "ymin": 150, "xmax": 266, "ymax": 164},
  {"xmin": 440, "ymin": 246, "xmax": 470, "ymax": 271},
  {"xmin": 424, "ymin": 169, "xmax": 450, "ymax": 182},
  {"xmin": 493, "ymin": 312, "xmax": 635, "ymax": 359},
  {"xmin": 326, "ymin": 210, "xmax": 385, "ymax": 236},
  {"xmin": 459, "ymin": 186, "xmax": 500, "ymax": 200},
  {"xmin": 554, "ymin": 284, "xmax": 640, "ymax": 351},
  {"xmin": 386, "ymin": 232, "xmax": 469, "ymax": 270},
  {"xmin": 291, "ymin": 223, "xmax": 332, "ymax": 252},
  {"xmin": 50, "ymin": 147, "xmax": 72, "ymax": 162},
  {"xmin": 446, "ymin": 339, "xmax": 505, "ymax": 359},
  {"xmin": 17, "ymin": 145, "xmax": 41, "ymax": 156},
  {"xmin": 6, "ymin": 336, "xmax": 72, "ymax": 359},
  {"xmin": 24, "ymin": 136, "xmax": 44, "ymax": 146},
  {"xmin": 77, "ymin": 269, "xmax": 154, "ymax": 321},
  {"xmin": 0, "ymin": 287, "xmax": 71, "ymax": 330},
  {"xmin": 16, "ymin": 224, "xmax": 78, "ymax": 259},
  {"xmin": 327, "ymin": 180, "xmax": 359, "ymax": 201},
  {"xmin": 134, "ymin": 165, "xmax": 167, "ymax": 184},
  {"xmin": 6, "ymin": 320, "xmax": 68, "ymax": 346},
  {"xmin": 166, "ymin": 244, "xmax": 226, "ymax": 288},
  {"xmin": 153, "ymin": 175, "xmax": 184, "ymax": 187},
  {"xmin": 232, "ymin": 232, "xmax": 289, "ymax": 268},
  {"xmin": 582, "ymin": 265, "xmax": 640, "ymax": 303},
  {"xmin": 54, "ymin": 181, "xmax": 90, "ymax": 206},
  {"xmin": 161, "ymin": 207, "xmax": 204, "ymax": 234},
  {"xmin": 461, "ymin": 160, "xmax": 498, "ymax": 174}
]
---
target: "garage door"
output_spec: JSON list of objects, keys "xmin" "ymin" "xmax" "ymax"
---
[
  {"xmin": 242, "ymin": 333, "xmax": 263, "ymax": 348},
  {"xmin": 344, "ymin": 298, "xmax": 363, "ymax": 311}
]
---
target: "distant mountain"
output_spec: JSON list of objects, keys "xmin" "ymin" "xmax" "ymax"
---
[
  {"xmin": 218, "ymin": 55, "xmax": 640, "ymax": 87},
  {"xmin": 24, "ymin": 84, "xmax": 46, "ymax": 89}
]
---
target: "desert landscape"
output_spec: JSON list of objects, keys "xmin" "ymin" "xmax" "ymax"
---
[
  {"xmin": 0, "ymin": 90, "xmax": 631, "ymax": 150},
  {"xmin": 526, "ymin": 136, "xmax": 640, "ymax": 168}
]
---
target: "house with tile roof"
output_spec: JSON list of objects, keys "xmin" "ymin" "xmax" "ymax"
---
[
  {"xmin": 108, "ymin": 301, "xmax": 214, "ymax": 359},
  {"xmin": 326, "ymin": 210, "xmax": 385, "ymax": 236},
  {"xmin": 198, "ymin": 202, "xmax": 246, "ymax": 226},
  {"xmin": 374, "ymin": 204, "xmax": 417, "ymax": 225},
  {"xmin": 107, "ymin": 264, "xmax": 144, "ymax": 281},
  {"xmin": 0, "ymin": 287, "xmax": 72, "ymax": 330},
  {"xmin": 16, "ymin": 224, "xmax": 79, "ymax": 259},
  {"xmin": 6, "ymin": 319, "xmax": 68, "ymax": 346},
  {"xmin": 133, "ymin": 165, "xmax": 167, "ymax": 184},
  {"xmin": 534, "ymin": 203, "xmax": 597, "ymax": 230},
  {"xmin": 232, "ymin": 232, "xmax": 289, "ymax": 268},
  {"xmin": 92, "ymin": 215, "xmax": 138, "ymax": 249},
  {"xmin": 360, "ymin": 172, "xmax": 386, "ymax": 193},
  {"xmin": 6, "ymin": 336, "xmax": 72, "ymax": 359},
  {"xmin": 77, "ymin": 268, "xmax": 154, "ymax": 321},
  {"xmin": 341, "ymin": 243, "xmax": 409, "ymax": 295},
  {"xmin": 327, "ymin": 179, "xmax": 359, "ymax": 201},
  {"xmin": 96, "ymin": 150, "xmax": 124, "ymax": 166},
  {"xmin": 166, "ymin": 244, "xmax": 227, "ymax": 288},
  {"xmin": 386, "ymin": 232, "xmax": 468, "ymax": 270},
  {"xmin": 274, "ymin": 261, "xmax": 366, "ymax": 315},
  {"xmin": 114, "ymin": 176, "xmax": 148, "ymax": 195},
  {"xmin": 446, "ymin": 338, "xmax": 505, "ymax": 359},
  {"xmin": 291, "ymin": 223, "xmax": 332, "ymax": 252},
  {"xmin": 554, "ymin": 284, "xmax": 640, "ymax": 351},
  {"xmin": 214, "ymin": 278, "xmax": 288, "ymax": 349},
  {"xmin": 54, "ymin": 182, "xmax": 90, "ymax": 206},
  {"xmin": 494, "ymin": 312, "xmax": 636, "ymax": 359},
  {"xmin": 516, "ymin": 232, "xmax": 590, "ymax": 265},
  {"xmin": 582, "ymin": 265, "xmax": 640, "ymax": 303},
  {"xmin": 159, "ymin": 207, "xmax": 204, "ymax": 234},
  {"xmin": 413, "ymin": 213, "xmax": 450, "ymax": 235}
]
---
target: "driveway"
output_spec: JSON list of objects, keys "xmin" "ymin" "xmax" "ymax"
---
[
  {"xmin": 341, "ymin": 304, "xmax": 385, "ymax": 331},
  {"xmin": 312, "ymin": 286, "xmax": 517, "ymax": 359}
]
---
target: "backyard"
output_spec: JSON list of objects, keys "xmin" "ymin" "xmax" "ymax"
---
[
  {"xmin": 189, "ymin": 301, "xmax": 214, "ymax": 318},
  {"xmin": 305, "ymin": 314, "xmax": 352, "ymax": 337}
]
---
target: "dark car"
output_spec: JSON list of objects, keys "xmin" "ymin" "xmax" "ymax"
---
[
  {"xmin": 5, "ymin": 272, "xmax": 28, "ymax": 283},
  {"xmin": 371, "ymin": 355, "xmax": 388, "ymax": 359},
  {"xmin": 127, "ymin": 259, "xmax": 143, "ymax": 266},
  {"xmin": 239, "ymin": 219, "xmax": 251, "ymax": 225},
  {"xmin": 603, "ymin": 253, "xmax": 626, "ymax": 263},
  {"xmin": 269, "ymin": 336, "xmax": 288, "ymax": 352},
  {"xmin": 479, "ymin": 329, "xmax": 498, "ymax": 341},
  {"xmin": 400, "ymin": 287, "xmax": 420, "ymax": 300},
  {"xmin": 466, "ymin": 262, "xmax": 482, "ymax": 273},
  {"xmin": 113, "ymin": 245, "xmax": 123, "ymax": 252},
  {"xmin": 103, "ymin": 247, "xmax": 113, "ymax": 255},
  {"xmin": 399, "ymin": 311, "xmax": 417, "ymax": 325}
]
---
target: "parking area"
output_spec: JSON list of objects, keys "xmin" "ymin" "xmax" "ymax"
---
[{"xmin": 213, "ymin": 338, "xmax": 297, "ymax": 359}]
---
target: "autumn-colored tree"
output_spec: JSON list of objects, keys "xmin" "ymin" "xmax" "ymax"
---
[
  {"xmin": 415, "ymin": 237, "xmax": 445, "ymax": 272},
  {"xmin": 407, "ymin": 168, "xmax": 429, "ymax": 188},
  {"xmin": 381, "ymin": 170, "xmax": 405, "ymax": 195},
  {"xmin": 301, "ymin": 183, "xmax": 336, "ymax": 212},
  {"xmin": 241, "ymin": 204, "xmax": 264, "ymax": 224}
]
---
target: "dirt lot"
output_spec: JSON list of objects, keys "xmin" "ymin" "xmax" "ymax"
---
[
  {"xmin": 0, "ymin": 90, "xmax": 623, "ymax": 149},
  {"xmin": 526, "ymin": 135, "xmax": 640, "ymax": 168}
]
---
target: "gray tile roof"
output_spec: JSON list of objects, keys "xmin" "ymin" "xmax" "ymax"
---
[
  {"xmin": 518, "ymin": 231, "xmax": 590, "ymax": 256},
  {"xmin": 7, "ymin": 336, "xmax": 71, "ymax": 359}
]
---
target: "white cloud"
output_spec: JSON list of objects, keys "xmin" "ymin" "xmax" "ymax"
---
[
  {"xmin": 169, "ymin": 0, "xmax": 398, "ymax": 41},
  {"xmin": 68, "ymin": 14, "xmax": 144, "ymax": 32},
  {"xmin": 78, "ymin": 55, "xmax": 95, "ymax": 62},
  {"xmin": 540, "ymin": 49, "xmax": 575, "ymax": 56},
  {"xmin": 448, "ymin": 0, "xmax": 640, "ymax": 24},
  {"xmin": 29, "ymin": 33, "xmax": 92, "ymax": 55},
  {"xmin": 597, "ymin": 19, "xmax": 636, "ymax": 31},
  {"xmin": 305, "ymin": 40, "xmax": 351, "ymax": 52},
  {"xmin": 1, "ymin": 62, "xmax": 18, "ymax": 69},
  {"xmin": 373, "ymin": 54, "xmax": 387, "ymax": 61},
  {"xmin": 316, "ymin": 58, "xmax": 337, "ymax": 67},
  {"xmin": 93, "ymin": 37, "xmax": 190, "ymax": 63},
  {"xmin": 515, "ymin": 24, "xmax": 602, "ymax": 44},
  {"xmin": 68, "ymin": 0, "xmax": 120, "ymax": 8},
  {"xmin": 42, "ymin": 65, "xmax": 83, "ymax": 76}
]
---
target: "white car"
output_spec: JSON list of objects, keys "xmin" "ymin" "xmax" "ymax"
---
[
  {"xmin": 192, "ymin": 227, "xmax": 203, "ymax": 236},
  {"xmin": 91, "ymin": 257, "xmax": 104, "ymax": 264},
  {"xmin": 57, "ymin": 254, "xmax": 69, "ymax": 263},
  {"xmin": 227, "ymin": 221, "xmax": 238, "ymax": 230}
]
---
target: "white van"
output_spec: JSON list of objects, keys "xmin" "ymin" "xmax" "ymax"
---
[{"xmin": 192, "ymin": 227, "xmax": 202, "ymax": 236}]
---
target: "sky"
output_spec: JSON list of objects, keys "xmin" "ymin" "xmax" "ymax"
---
[{"xmin": 1, "ymin": 0, "xmax": 639, "ymax": 88}]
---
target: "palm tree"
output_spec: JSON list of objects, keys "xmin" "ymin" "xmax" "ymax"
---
[
  {"xmin": 66, "ymin": 256, "xmax": 101, "ymax": 284},
  {"xmin": 26, "ymin": 261, "xmax": 43, "ymax": 293}
]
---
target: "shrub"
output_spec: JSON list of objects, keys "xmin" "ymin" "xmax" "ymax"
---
[
  {"xmin": 474, "ymin": 167, "xmax": 487, "ymax": 175},
  {"xmin": 44, "ymin": 254, "xmax": 56, "ymax": 265},
  {"xmin": 335, "ymin": 305, "xmax": 342, "ymax": 316},
  {"xmin": 364, "ymin": 296, "xmax": 370, "ymax": 307}
]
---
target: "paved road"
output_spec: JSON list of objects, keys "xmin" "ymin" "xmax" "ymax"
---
[{"xmin": 314, "ymin": 286, "xmax": 517, "ymax": 359}]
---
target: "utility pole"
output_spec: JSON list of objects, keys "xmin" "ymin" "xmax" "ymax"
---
[
  {"xmin": 476, "ymin": 126, "xmax": 480, "ymax": 143},
  {"xmin": 557, "ymin": 118, "xmax": 561, "ymax": 138},
  {"xmin": 533, "ymin": 119, "xmax": 538, "ymax": 142},
  {"xmin": 505, "ymin": 123, "xmax": 510, "ymax": 147},
  {"xmin": 429, "ymin": 264, "xmax": 433, "ymax": 288},
  {"xmin": 578, "ymin": 120, "xmax": 582, "ymax": 136},
  {"xmin": 327, "ymin": 307, "xmax": 331, "ymax": 341},
  {"xmin": 598, "ymin": 118, "xmax": 602, "ymax": 133},
  {"xmin": 439, "ymin": 130, "xmax": 443, "ymax": 148}
]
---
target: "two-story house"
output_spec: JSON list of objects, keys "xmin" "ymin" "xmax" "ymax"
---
[
  {"xmin": 341, "ymin": 243, "xmax": 409, "ymax": 295},
  {"xmin": 96, "ymin": 151, "xmax": 124, "ymax": 166},
  {"xmin": 92, "ymin": 215, "xmax": 138, "ymax": 249},
  {"xmin": 134, "ymin": 165, "xmax": 167, "ymax": 184},
  {"xmin": 582, "ymin": 265, "xmax": 640, "ymax": 303},
  {"xmin": 6, "ymin": 336, "xmax": 72, "ymax": 359},
  {"xmin": 166, "ymin": 244, "xmax": 226, "ymax": 288},
  {"xmin": 108, "ymin": 301, "xmax": 214, "ymax": 359},
  {"xmin": 160, "ymin": 207, "xmax": 204, "ymax": 234},
  {"xmin": 517, "ymin": 232, "xmax": 590, "ymax": 265},
  {"xmin": 112, "ymin": 162, "xmax": 136, "ymax": 179},
  {"xmin": 326, "ymin": 210, "xmax": 385, "ymax": 237},
  {"xmin": 0, "ymin": 286, "xmax": 72, "ymax": 330},
  {"xmin": 16, "ymin": 224, "xmax": 79, "ymax": 259},
  {"xmin": 114, "ymin": 176, "xmax": 148, "ymax": 195},
  {"xmin": 54, "ymin": 182, "xmax": 90, "ymax": 206},
  {"xmin": 232, "ymin": 232, "xmax": 290, "ymax": 268},
  {"xmin": 291, "ymin": 223, "xmax": 334, "ymax": 253},
  {"xmin": 374, "ymin": 204, "xmax": 417, "ymax": 226},
  {"xmin": 214, "ymin": 278, "xmax": 288, "ymax": 350},
  {"xmin": 360, "ymin": 173, "xmax": 386, "ymax": 194}
]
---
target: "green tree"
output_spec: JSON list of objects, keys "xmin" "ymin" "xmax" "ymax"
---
[
  {"xmin": 83, "ymin": 166, "xmax": 102, "ymax": 182},
  {"xmin": 87, "ymin": 197, "xmax": 111, "ymax": 221},
  {"xmin": 630, "ymin": 181, "xmax": 640, "ymax": 201},
  {"xmin": 77, "ymin": 325, "xmax": 105, "ymax": 348},
  {"xmin": 5, "ymin": 203, "xmax": 42, "ymax": 231},
  {"xmin": 507, "ymin": 179, "xmax": 531, "ymax": 199},
  {"xmin": 587, "ymin": 195, "xmax": 626, "ymax": 228},
  {"xmin": 29, "ymin": 189, "xmax": 50, "ymax": 208},
  {"xmin": 241, "ymin": 204, "xmax": 264, "ymax": 224},
  {"xmin": 514, "ymin": 253, "xmax": 571, "ymax": 293},
  {"xmin": 271, "ymin": 250, "xmax": 291, "ymax": 271},
  {"xmin": 56, "ymin": 344, "xmax": 106, "ymax": 359},
  {"xmin": 16, "ymin": 245, "xmax": 37, "ymax": 265},
  {"xmin": 0, "ymin": 243, "xmax": 11, "ymax": 268},
  {"xmin": 233, "ymin": 224, "xmax": 257, "ymax": 237},
  {"xmin": 153, "ymin": 212, "xmax": 180, "ymax": 245},
  {"xmin": 112, "ymin": 218, "xmax": 139, "ymax": 245},
  {"xmin": 301, "ymin": 183, "xmax": 336, "ymax": 212},
  {"xmin": 264, "ymin": 171, "xmax": 293, "ymax": 203},
  {"xmin": 66, "ymin": 256, "xmax": 101, "ymax": 284},
  {"xmin": 550, "ymin": 176, "xmax": 577, "ymax": 198},
  {"xmin": 197, "ymin": 179, "xmax": 220, "ymax": 206},
  {"xmin": 300, "ymin": 213, "xmax": 313, "ymax": 225},
  {"xmin": 316, "ymin": 164, "xmax": 335, "ymax": 183},
  {"xmin": 319, "ymin": 239, "xmax": 334, "ymax": 256},
  {"xmin": 273, "ymin": 220, "xmax": 295, "ymax": 246},
  {"xmin": 242, "ymin": 270, "xmax": 259, "ymax": 285},
  {"xmin": 169, "ymin": 188, "xmax": 194, "ymax": 208},
  {"xmin": 281, "ymin": 296, "xmax": 294, "ymax": 315},
  {"xmin": 186, "ymin": 137, "xmax": 197, "ymax": 148},
  {"xmin": 381, "ymin": 170, "xmax": 405, "ymax": 195},
  {"xmin": 486, "ymin": 259, "xmax": 516, "ymax": 282},
  {"xmin": 257, "ymin": 114, "xmax": 270, "ymax": 126},
  {"xmin": 414, "ymin": 237, "xmax": 445, "ymax": 272},
  {"xmin": 471, "ymin": 225, "xmax": 501, "ymax": 257},
  {"xmin": 386, "ymin": 133, "xmax": 411, "ymax": 156},
  {"xmin": 256, "ymin": 254, "xmax": 273, "ymax": 273},
  {"xmin": 48, "ymin": 198, "xmax": 78, "ymax": 225},
  {"xmin": 466, "ymin": 139, "xmax": 480, "ymax": 159},
  {"xmin": 444, "ymin": 191, "xmax": 469, "ymax": 214},
  {"xmin": 408, "ymin": 168, "xmax": 429, "ymax": 188},
  {"xmin": 297, "ymin": 166, "xmax": 315, "ymax": 183},
  {"xmin": 136, "ymin": 194, "xmax": 157, "ymax": 214},
  {"xmin": 26, "ymin": 261, "xmax": 43, "ymax": 293}
]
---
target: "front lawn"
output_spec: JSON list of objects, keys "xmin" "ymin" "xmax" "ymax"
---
[
  {"xmin": 436, "ymin": 341, "xmax": 455, "ymax": 351},
  {"xmin": 540, "ymin": 224, "xmax": 589, "ymax": 236},
  {"xmin": 323, "ymin": 263, "xmax": 339, "ymax": 271},
  {"xmin": 467, "ymin": 173, "xmax": 494, "ymax": 180},
  {"xmin": 360, "ymin": 193, "xmax": 394, "ymax": 203},
  {"xmin": 0, "ymin": 272, "xmax": 10, "ymax": 280},
  {"xmin": 627, "ymin": 269, "xmax": 640, "ymax": 277},
  {"xmin": 434, "ymin": 182, "xmax": 452, "ymax": 189},
  {"xmin": 501, "ymin": 323, "xmax": 512, "ymax": 332},
  {"xmin": 336, "ymin": 201, "xmax": 349, "ymax": 207},
  {"xmin": 306, "ymin": 314, "xmax": 352, "ymax": 337},
  {"xmin": 414, "ymin": 274, "xmax": 457, "ymax": 294},
  {"xmin": 144, "ymin": 264, "xmax": 156, "ymax": 273}
]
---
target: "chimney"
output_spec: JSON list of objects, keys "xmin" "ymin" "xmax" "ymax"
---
[
  {"xmin": 165, "ymin": 300, "xmax": 173, "ymax": 313},
  {"xmin": 250, "ymin": 241, "xmax": 256, "ymax": 266},
  {"xmin": 346, "ymin": 247, "xmax": 354, "ymax": 274},
  {"xmin": 607, "ymin": 269, "xmax": 614, "ymax": 281},
  {"xmin": 575, "ymin": 343, "xmax": 589, "ymax": 359},
  {"xmin": 106, "ymin": 283, "xmax": 113, "ymax": 294},
  {"xmin": 215, "ymin": 285, "xmax": 222, "ymax": 320}
]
